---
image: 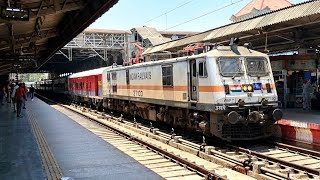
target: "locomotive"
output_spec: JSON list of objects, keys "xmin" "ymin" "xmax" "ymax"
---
[{"xmin": 36, "ymin": 45, "xmax": 282, "ymax": 141}]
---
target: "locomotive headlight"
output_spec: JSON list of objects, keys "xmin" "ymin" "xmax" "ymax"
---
[
  {"xmin": 247, "ymin": 85, "xmax": 253, "ymax": 92},
  {"xmin": 242, "ymin": 85, "xmax": 248, "ymax": 91}
]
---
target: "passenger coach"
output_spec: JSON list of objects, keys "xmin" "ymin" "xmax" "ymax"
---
[{"xmin": 68, "ymin": 67, "xmax": 109, "ymax": 107}]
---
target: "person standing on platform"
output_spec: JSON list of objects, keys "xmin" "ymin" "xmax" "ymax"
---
[
  {"xmin": 29, "ymin": 85, "xmax": 35, "ymax": 101},
  {"xmin": 15, "ymin": 83, "xmax": 26, "ymax": 117},
  {"xmin": 11, "ymin": 83, "xmax": 19, "ymax": 112},
  {"xmin": 22, "ymin": 83, "xmax": 27, "ymax": 109},
  {"xmin": 6, "ymin": 83, "xmax": 11, "ymax": 103},
  {"xmin": 302, "ymin": 79, "xmax": 312, "ymax": 110},
  {"xmin": 0, "ymin": 84, "xmax": 5, "ymax": 105}
]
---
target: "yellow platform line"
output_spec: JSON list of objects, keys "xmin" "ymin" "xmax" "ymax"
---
[{"xmin": 26, "ymin": 109, "xmax": 63, "ymax": 180}]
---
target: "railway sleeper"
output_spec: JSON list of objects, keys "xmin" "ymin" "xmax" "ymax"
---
[{"xmin": 59, "ymin": 99, "xmax": 319, "ymax": 180}]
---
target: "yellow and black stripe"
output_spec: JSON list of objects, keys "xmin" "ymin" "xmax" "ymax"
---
[{"xmin": 27, "ymin": 109, "xmax": 63, "ymax": 180}]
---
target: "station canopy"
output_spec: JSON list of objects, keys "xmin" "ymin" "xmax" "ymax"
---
[
  {"xmin": 0, "ymin": 0, "xmax": 118, "ymax": 75},
  {"xmin": 143, "ymin": 0, "xmax": 320, "ymax": 55}
]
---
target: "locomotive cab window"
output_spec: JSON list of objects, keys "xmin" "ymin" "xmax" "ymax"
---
[
  {"xmin": 245, "ymin": 58, "xmax": 268, "ymax": 77},
  {"xmin": 107, "ymin": 73, "xmax": 110, "ymax": 82},
  {"xmin": 199, "ymin": 61, "xmax": 207, "ymax": 77},
  {"xmin": 218, "ymin": 57, "xmax": 243, "ymax": 77},
  {"xmin": 111, "ymin": 72, "xmax": 117, "ymax": 80},
  {"xmin": 162, "ymin": 65, "xmax": 173, "ymax": 87}
]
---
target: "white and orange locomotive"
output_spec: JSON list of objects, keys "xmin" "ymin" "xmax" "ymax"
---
[
  {"xmin": 38, "ymin": 45, "xmax": 282, "ymax": 141},
  {"xmin": 102, "ymin": 45, "xmax": 282, "ymax": 141}
]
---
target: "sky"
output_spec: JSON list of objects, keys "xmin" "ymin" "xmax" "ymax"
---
[{"xmin": 89, "ymin": 0, "xmax": 307, "ymax": 32}]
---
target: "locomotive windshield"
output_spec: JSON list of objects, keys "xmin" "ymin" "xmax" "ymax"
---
[
  {"xmin": 245, "ymin": 58, "xmax": 268, "ymax": 76},
  {"xmin": 218, "ymin": 58, "xmax": 243, "ymax": 77}
]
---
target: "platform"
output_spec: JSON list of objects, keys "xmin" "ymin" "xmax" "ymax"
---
[
  {"xmin": 282, "ymin": 109, "xmax": 320, "ymax": 124},
  {"xmin": 0, "ymin": 102, "xmax": 45, "ymax": 179},
  {"xmin": 275, "ymin": 109, "xmax": 320, "ymax": 145},
  {"xmin": 0, "ymin": 98, "xmax": 161, "ymax": 180}
]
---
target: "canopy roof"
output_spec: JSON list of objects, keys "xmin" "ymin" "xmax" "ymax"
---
[{"xmin": 143, "ymin": 0, "xmax": 320, "ymax": 56}]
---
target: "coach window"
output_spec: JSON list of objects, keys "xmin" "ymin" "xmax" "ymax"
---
[
  {"xmin": 126, "ymin": 70, "xmax": 129, "ymax": 84},
  {"xmin": 112, "ymin": 85, "xmax": 117, "ymax": 93},
  {"xmin": 162, "ymin": 65, "xmax": 173, "ymax": 87},
  {"xmin": 199, "ymin": 61, "xmax": 207, "ymax": 77}
]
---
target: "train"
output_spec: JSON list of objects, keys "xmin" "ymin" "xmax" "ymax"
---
[{"xmin": 35, "ymin": 45, "xmax": 282, "ymax": 141}]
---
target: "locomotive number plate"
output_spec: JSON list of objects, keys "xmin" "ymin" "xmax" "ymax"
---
[
  {"xmin": 215, "ymin": 105, "xmax": 226, "ymax": 111},
  {"xmin": 133, "ymin": 90, "xmax": 143, "ymax": 97}
]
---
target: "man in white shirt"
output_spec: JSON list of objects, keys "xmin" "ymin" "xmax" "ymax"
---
[
  {"xmin": 302, "ymin": 79, "xmax": 313, "ymax": 110},
  {"xmin": 11, "ymin": 82, "xmax": 19, "ymax": 112}
]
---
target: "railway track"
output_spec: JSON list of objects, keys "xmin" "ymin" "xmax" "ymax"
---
[
  {"xmin": 213, "ymin": 142, "xmax": 320, "ymax": 179},
  {"xmin": 38, "ymin": 95, "xmax": 320, "ymax": 179},
  {"xmin": 232, "ymin": 141, "xmax": 320, "ymax": 177},
  {"xmin": 52, "ymin": 105, "xmax": 209, "ymax": 180},
  {"xmin": 38, "ymin": 95, "xmax": 255, "ymax": 180}
]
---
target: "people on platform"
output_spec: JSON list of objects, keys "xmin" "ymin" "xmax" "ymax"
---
[
  {"xmin": 29, "ymin": 85, "xmax": 35, "ymax": 101},
  {"xmin": 302, "ymin": 79, "xmax": 313, "ymax": 110},
  {"xmin": 14, "ymin": 83, "xmax": 26, "ymax": 117}
]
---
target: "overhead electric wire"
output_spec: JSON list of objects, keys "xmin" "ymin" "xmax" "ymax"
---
[
  {"xmin": 164, "ymin": 0, "xmax": 246, "ymax": 31},
  {"xmin": 139, "ymin": 0, "xmax": 195, "ymax": 27}
]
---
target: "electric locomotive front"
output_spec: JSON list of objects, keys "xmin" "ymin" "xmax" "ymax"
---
[{"xmin": 206, "ymin": 46, "xmax": 282, "ymax": 140}]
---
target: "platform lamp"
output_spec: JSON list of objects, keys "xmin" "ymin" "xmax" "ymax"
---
[{"xmin": 1, "ymin": 5, "xmax": 29, "ymax": 21}]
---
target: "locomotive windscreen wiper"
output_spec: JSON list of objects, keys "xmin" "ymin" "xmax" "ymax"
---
[
  {"xmin": 245, "ymin": 58, "xmax": 268, "ymax": 77},
  {"xmin": 231, "ymin": 63, "xmax": 242, "ymax": 79},
  {"xmin": 218, "ymin": 57, "xmax": 243, "ymax": 77}
]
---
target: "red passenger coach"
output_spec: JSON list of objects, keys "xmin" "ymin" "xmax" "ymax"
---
[{"xmin": 68, "ymin": 67, "xmax": 108, "ymax": 105}]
